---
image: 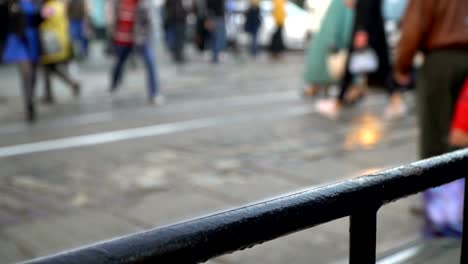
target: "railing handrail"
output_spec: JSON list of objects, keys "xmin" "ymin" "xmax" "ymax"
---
[{"xmin": 24, "ymin": 149, "xmax": 468, "ymax": 264}]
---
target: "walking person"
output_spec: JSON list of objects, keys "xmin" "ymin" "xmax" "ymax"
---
[
  {"xmin": 68, "ymin": 0, "xmax": 89, "ymax": 59},
  {"xmin": 163, "ymin": 0, "xmax": 187, "ymax": 64},
  {"xmin": 206, "ymin": 0, "xmax": 226, "ymax": 63},
  {"xmin": 269, "ymin": 0, "xmax": 285, "ymax": 59},
  {"xmin": 316, "ymin": 0, "xmax": 399, "ymax": 119},
  {"xmin": 394, "ymin": 0, "xmax": 468, "ymax": 237},
  {"xmin": 243, "ymin": 0, "xmax": 262, "ymax": 57},
  {"xmin": 40, "ymin": 0, "xmax": 81, "ymax": 104},
  {"xmin": 110, "ymin": 0, "xmax": 162, "ymax": 104},
  {"xmin": 303, "ymin": 0, "xmax": 354, "ymax": 97},
  {"xmin": 193, "ymin": 0, "xmax": 210, "ymax": 54},
  {"xmin": 1, "ymin": 0, "xmax": 41, "ymax": 122}
]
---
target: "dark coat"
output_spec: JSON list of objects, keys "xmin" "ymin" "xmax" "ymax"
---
[
  {"xmin": 354, "ymin": 0, "xmax": 390, "ymax": 86},
  {"xmin": 206, "ymin": 0, "xmax": 225, "ymax": 17},
  {"xmin": 244, "ymin": 6, "xmax": 261, "ymax": 34},
  {"xmin": 164, "ymin": 0, "xmax": 187, "ymax": 25}
]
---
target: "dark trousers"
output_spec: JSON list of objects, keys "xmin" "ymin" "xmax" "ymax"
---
[
  {"xmin": 111, "ymin": 43, "xmax": 159, "ymax": 98},
  {"xmin": 18, "ymin": 61, "xmax": 37, "ymax": 121},
  {"xmin": 269, "ymin": 25, "xmax": 285, "ymax": 55},
  {"xmin": 172, "ymin": 23, "xmax": 186, "ymax": 63},
  {"xmin": 417, "ymin": 50, "xmax": 468, "ymax": 159},
  {"xmin": 249, "ymin": 30, "xmax": 259, "ymax": 56},
  {"xmin": 44, "ymin": 63, "xmax": 76, "ymax": 100}
]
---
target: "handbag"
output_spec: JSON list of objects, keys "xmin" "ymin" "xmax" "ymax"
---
[
  {"xmin": 327, "ymin": 50, "xmax": 348, "ymax": 81},
  {"xmin": 41, "ymin": 30, "xmax": 61, "ymax": 55},
  {"xmin": 349, "ymin": 48, "xmax": 379, "ymax": 74}
]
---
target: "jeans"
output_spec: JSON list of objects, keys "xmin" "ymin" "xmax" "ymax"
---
[
  {"xmin": 249, "ymin": 30, "xmax": 259, "ymax": 56},
  {"xmin": 69, "ymin": 20, "xmax": 89, "ymax": 58},
  {"xmin": 210, "ymin": 17, "xmax": 226, "ymax": 63},
  {"xmin": 111, "ymin": 43, "xmax": 159, "ymax": 98}
]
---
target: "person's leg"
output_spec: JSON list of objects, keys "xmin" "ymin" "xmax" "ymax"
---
[
  {"xmin": 18, "ymin": 61, "xmax": 35, "ymax": 121},
  {"xmin": 211, "ymin": 18, "xmax": 226, "ymax": 63},
  {"xmin": 337, "ymin": 55, "xmax": 354, "ymax": 103},
  {"xmin": 418, "ymin": 50, "xmax": 468, "ymax": 237},
  {"xmin": 253, "ymin": 30, "xmax": 259, "ymax": 56},
  {"xmin": 417, "ymin": 51, "xmax": 463, "ymax": 159},
  {"xmin": 249, "ymin": 31, "xmax": 258, "ymax": 56},
  {"xmin": 211, "ymin": 20, "xmax": 220, "ymax": 63},
  {"xmin": 31, "ymin": 62, "xmax": 38, "ymax": 100},
  {"xmin": 316, "ymin": 49, "xmax": 354, "ymax": 119},
  {"xmin": 48, "ymin": 64, "xmax": 80, "ymax": 96},
  {"xmin": 173, "ymin": 23, "xmax": 186, "ymax": 63},
  {"xmin": 111, "ymin": 45, "xmax": 132, "ymax": 91},
  {"xmin": 79, "ymin": 20, "xmax": 89, "ymax": 57},
  {"xmin": 43, "ymin": 64, "xmax": 54, "ymax": 103},
  {"xmin": 138, "ymin": 43, "xmax": 159, "ymax": 99}
]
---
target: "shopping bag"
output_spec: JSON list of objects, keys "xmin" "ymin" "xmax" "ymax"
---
[
  {"xmin": 424, "ymin": 179, "xmax": 464, "ymax": 238},
  {"xmin": 349, "ymin": 48, "xmax": 379, "ymax": 74}
]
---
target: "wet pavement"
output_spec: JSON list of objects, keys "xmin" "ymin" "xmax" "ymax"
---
[{"xmin": 0, "ymin": 47, "xmax": 424, "ymax": 263}]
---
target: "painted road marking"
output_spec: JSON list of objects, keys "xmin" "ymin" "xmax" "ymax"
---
[
  {"xmin": 0, "ymin": 105, "xmax": 314, "ymax": 158},
  {"xmin": 0, "ymin": 91, "xmax": 300, "ymax": 135}
]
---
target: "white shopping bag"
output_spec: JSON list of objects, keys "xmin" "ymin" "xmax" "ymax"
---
[{"xmin": 349, "ymin": 49, "xmax": 379, "ymax": 74}]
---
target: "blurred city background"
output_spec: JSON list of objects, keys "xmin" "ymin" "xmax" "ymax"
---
[{"xmin": 1, "ymin": 0, "xmax": 466, "ymax": 263}]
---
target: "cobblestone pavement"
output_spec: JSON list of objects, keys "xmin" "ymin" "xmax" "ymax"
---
[{"xmin": 0, "ymin": 47, "xmax": 423, "ymax": 263}]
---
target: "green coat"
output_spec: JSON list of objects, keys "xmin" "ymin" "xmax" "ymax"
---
[{"xmin": 303, "ymin": 0, "xmax": 354, "ymax": 85}]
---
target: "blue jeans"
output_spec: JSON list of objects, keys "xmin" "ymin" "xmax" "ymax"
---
[
  {"xmin": 111, "ymin": 43, "xmax": 159, "ymax": 97},
  {"xmin": 210, "ymin": 17, "xmax": 226, "ymax": 63},
  {"xmin": 69, "ymin": 20, "xmax": 89, "ymax": 57},
  {"xmin": 249, "ymin": 30, "xmax": 259, "ymax": 56}
]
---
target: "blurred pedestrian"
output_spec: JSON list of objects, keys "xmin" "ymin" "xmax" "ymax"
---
[
  {"xmin": 68, "ymin": 0, "xmax": 89, "ymax": 59},
  {"xmin": 269, "ymin": 0, "xmax": 285, "ymax": 59},
  {"xmin": 243, "ymin": 0, "xmax": 262, "ymax": 57},
  {"xmin": 193, "ymin": 0, "xmax": 210, "ymax": 53},
  {"xmin": 1, "ymin": 0, "xmax": 41, "ymax": 122},
  {"xmin": 40, "ymin": 0, "xmax": 81, "ymax": 104},
  {"xmin": 110, "ymin": 0, "xmax": 162, "ymax": 104},
  {"xmin": 303, "ymin": 0, "xmax": 354, "ymax": 97},
  {"xmin": 225, "ymin": 0, "xmax": 241, "ymax": 58},
  {"xmin": 450, "ymin": 78, "xmax": 468, "ymax": 148},
  {"xmin": 206, "ymin": 0, "xmax": 226, "ymax": 63},
  {"xmin": 394, "ymin": 0, "xmax": 468, "ymax": 238},
  {"xmin": 163, "ymin": 0, "xmax": 188, "ymax": 64},
  {"xmin": 89, "ymin": 0, "xmax": 106, "ymax": 39},
  {"xmin": 316, "ymin": 0, "xmax": 397, "ymax": 119}
]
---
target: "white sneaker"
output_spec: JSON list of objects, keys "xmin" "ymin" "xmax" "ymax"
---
[
  {"xmin": 384, "ymin": 101, "xmax": 407, "ymax": 120},
  {"xmin": 315, "ymin": 99, "xmax": 340, "ymax": 120},
  {"xmin": 149, "ymin": 95, "xmax": 165, "ymax": 106}
]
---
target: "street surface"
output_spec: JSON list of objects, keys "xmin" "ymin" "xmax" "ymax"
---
[{"xmin": 0, "ymin": 46, "xmax": 422, "ymax": 263}]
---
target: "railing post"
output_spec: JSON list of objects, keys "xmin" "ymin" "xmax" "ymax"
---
[
  {"xmin": 349, "ymin": 209, "xmax": 378, "ymax": 264},
  {"xmin": 461, "ymin": 178, "xmax": 468, "ymax": 264}
]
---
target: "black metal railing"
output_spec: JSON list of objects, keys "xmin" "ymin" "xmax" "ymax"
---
[{"xmin": 24, "ymin": 149, "xmax": 468, "ymax": 264}]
